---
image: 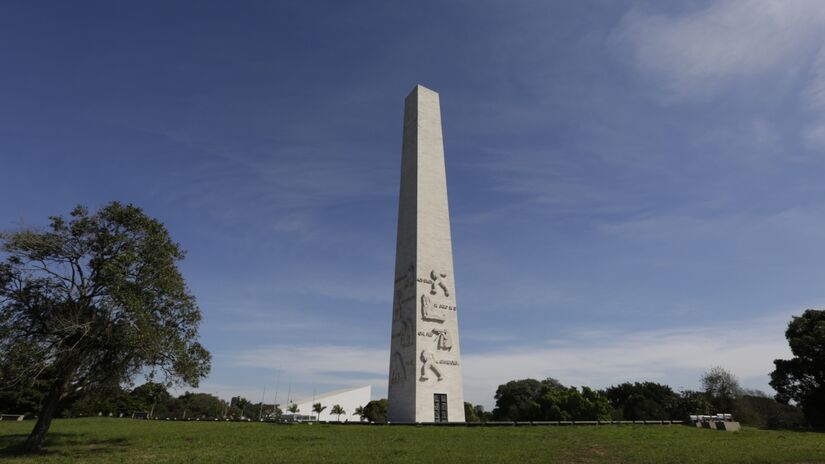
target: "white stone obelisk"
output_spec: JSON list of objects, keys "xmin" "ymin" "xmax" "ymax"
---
[{"xmin": 388, "ymin": 85, "xmax": 464, "ymax": 423}]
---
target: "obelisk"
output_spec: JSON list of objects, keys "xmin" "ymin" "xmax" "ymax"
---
[{"xmin": 388, "ymin": 85, "xmax": 464, "ymax": 423}]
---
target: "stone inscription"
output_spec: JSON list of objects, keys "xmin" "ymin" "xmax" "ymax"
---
[{"xmin": 437, "ymin": 360, "xmax": 459, "ymax": 366}]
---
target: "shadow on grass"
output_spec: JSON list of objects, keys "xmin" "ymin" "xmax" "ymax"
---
[{"xmin": 0, "ymin": 432, "xmax": 130, "ymax": 458}]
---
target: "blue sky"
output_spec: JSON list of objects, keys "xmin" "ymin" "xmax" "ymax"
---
[{"xmin": 2, "ymin": 1, "xmax": 825, "ymax": 408}]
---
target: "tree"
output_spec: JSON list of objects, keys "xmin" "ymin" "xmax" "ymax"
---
[
  {"xmin": 66, "ymin": 385, "xmax": 141, "ymax": 417},
  {"xmin": 330, "ymin": 404, "xmax": 345, "ymax": 422},
  {"xmin": 0, "ymin": 203, "xmax": 211, "ymax": 451},
  {"xmin": 536, "ymin": 385, "xmax": 611, "ymax": 421},
  {"xmin": 0, "ymin": 343, "xmax": 47, "ymax": 416},
  {"xmin": 271, "ymin": 405, "xmax": 283, "ymax": 421},
  {"xmin": 603, "ymin": 382, "xmax": 679, "ymax": 420},
  {"xmin": 733, "ymin": 392, "xmax": 806, "ymax": 429},
  {"xmin": 363, "ymin": 399, "xmax": 388, "ymax": 423},
  {"xmin": 492, "ymin": 378, "xmax": 611, "ymax": 421},
  {"xmin": 770, "ymin": 309, "xmax": 825, "ymax": 427},
  {"xmin": 172, "ymin": 392, "xmax": 223, "ymax": 419},
  {"xmin": 701, "ymin": 366, "xmax": 740, "ymax": 413},
  {"xmin": 232, "ymin": 397, "xmax": 251, "ymax": 418},
  {"xmin": 492, "ymin": 378, "xmax": 562, "ymax": 421},
  {"xmin": 353, "ymin": 405, "xmax": 366, "ymax": 422},
  {"xmin": 464, "ymin": 402, "xmax": 479, "ymax": 422},
  {"xmin": 287, "ymin": 403, "xmax": 299, "ymax": 415},
  {"xmin": 669, "ymin": 390, "xmax": 712, "ymax": 420},
  {"xmin": 312, "ymin": 402, "xmax": 327, "ymax": 422},
  {"xmin": 130, "ymin": 382, "xmax": 171, "ymax": 418}
]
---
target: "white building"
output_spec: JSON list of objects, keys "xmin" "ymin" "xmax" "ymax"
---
[{"xmin": 283, "ymin": 385, "xmax": 371, "ymax": 422}]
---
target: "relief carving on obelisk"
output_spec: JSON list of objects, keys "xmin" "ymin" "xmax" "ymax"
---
[
  {"xmin": 432, "ymin": 328, "xmax": 452, "ymax": 351},
  {"xmin": 420, "ymin": 294, "xmax": 446, "ymax": 322},
  {"xmin": 390, "ymin": 352, "xmax": 407, "ymax": 384},
  {"xmin": 429, "ymin": 270, "xmax": 450, "ymax": 297},
  {"xmin": 419, "ymin": 349, "xmax": 443, "ymax": 381}
]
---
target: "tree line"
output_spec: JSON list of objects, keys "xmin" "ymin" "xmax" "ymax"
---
[
  {"xmin": 1, "ymin": 378, "xmax": 384, "ymax": 424},
  {"xmin": 478, "ymin": 367, "xmax": 806, "ymax": 428}
]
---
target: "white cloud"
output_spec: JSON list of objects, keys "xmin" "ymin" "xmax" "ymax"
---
[
  {"xmin": 462, "ymin": 316, "xmax": 792, "ymax": 408},
  {"xmin": 233, "ymin": 344, "xmax": 388, "ymax": 386},
  {"xmin": 598, "ymin": 205, "xmax": 825, "ymax": 244},
  {"xmin": 221, "ymin": 312, "xmax": 796, "ymax": 409},
  {"xmin": 613, "ymin": 0, "xmax": 825, "ymax": 101}
]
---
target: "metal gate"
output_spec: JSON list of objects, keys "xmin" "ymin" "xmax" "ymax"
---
[{"xmin": 433, "ymin": 393, "xmax": 448, "ymax": 422}]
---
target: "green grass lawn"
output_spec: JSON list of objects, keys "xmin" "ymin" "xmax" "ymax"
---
[{"xmin": 1, "ymin": 418, "xmax": 823, "ymax": 463}]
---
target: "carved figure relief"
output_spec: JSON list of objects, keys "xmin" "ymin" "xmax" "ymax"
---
[
  {"xmin": 429, "ymin": 270, "xmax": 450, "ymax": 297},
  {"xmin": 390, "ymin": 352, "xmax": 406, "ymax": 384},
  {"xmin": 420, "ymin": 294, "xmax": 445, "ymax": 322},
  {"xmin": 432, "ymin": 328, "xmax": 452, "ymax": 351},
  {"xmin": 419, "ymin": 349, "xmax": 443, "ymax": 382},
  {"xmin": 400, "ymin": 318, "xmax": 414, "ymax": 347},
  {"xmin": 393, "ymin": 289, "xmax": 403, "ymax": 321},
  {"xmin": 405, "ymin": 264, "xmax": 416, "ymax": 290}
]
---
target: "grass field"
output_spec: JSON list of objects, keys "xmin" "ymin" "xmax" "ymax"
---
[{"xmin": 1, "ymin": 418, "xmax": 823, "ymax": 463}]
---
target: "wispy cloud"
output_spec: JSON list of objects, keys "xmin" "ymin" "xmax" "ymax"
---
[
  {"xmin": 612, "ymin": 0, "xmax": 825, "ymax": 152},
  {"xmin": 462, "ymin": 314, "xmax": 793, "ymax": 407},
  {"xmin": 170, "ymin": 150, "xmax": 395, "ymax": 235},
  {"xmin": 804, "ymin": 48, "xmax": 825, "ymax": 148},
  {"xmin": 598, "ymin": 204, "xmax": 825, "ymax": 244},
  {"xmin": 222, "ymin": 312, "xmax": 795, "ymax": 408},
  {"xmin": 612, "ymin": 0, "xmax": 825, "ymax": 101},
  {"xmin": 233, "ymin": 344, "xmax": 387, "ymax": 387}
]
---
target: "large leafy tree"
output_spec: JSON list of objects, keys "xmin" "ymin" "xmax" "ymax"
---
[
  {"xmin": 603, "ymin": 382, "xmax": 680, "ymax": 420},
  {"xmin": 362, "ymin": 399, "xmax": 387, "ymax": 423},
  {"xmin": 172, "ymin": 392, "xmax": 223, "ymax": 419},
  {"xmin": 130, "ymin": 382, "xmax": 171, "ymax": 418},
  {"xmin": 536, "ymin": 385, "xmax": 611, "ymax": 421},
  {"xmin": 770, "ymin": 309, "xmax": 825, "ymax": 427},
  {"xmin": 492, "ymin": 377, "xmax": 562, "ymax": 421},
  {"xmin": 701, "ymin": 366, "xmax": 741, "ymax": 413},
  {"xmin": 0, "ymin": 203, "xmax": 210, "ymax": 451}
]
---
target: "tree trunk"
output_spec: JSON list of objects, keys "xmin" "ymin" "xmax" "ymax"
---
[
  {"xmin": 23, "ymin": 373, "xmax": 68, "ymax": 452},
  {"xmin": 23, "ymin": 355, "xmax": 78, "ymax": 453}
]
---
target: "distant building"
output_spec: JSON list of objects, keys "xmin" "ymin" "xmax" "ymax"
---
[
  {"xmin": 283, "ymin": 385, "xmax": 371, "ymax": 422},
  {"xmin": 229, "ymin": 396, "xmax": 242, "ymax": 409}
]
